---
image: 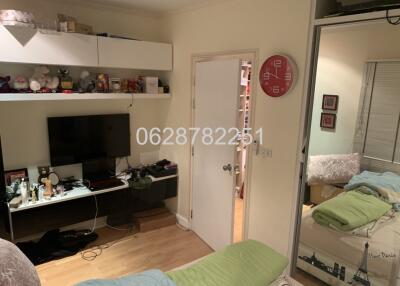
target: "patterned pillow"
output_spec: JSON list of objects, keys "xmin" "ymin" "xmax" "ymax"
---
[{"xmin": 307, "ymin": 153, "xmax": 361, "ymax": 185}]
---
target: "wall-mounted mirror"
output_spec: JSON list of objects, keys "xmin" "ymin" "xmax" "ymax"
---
[{"xmin": 294, "ymin": 20, "xmax": 400, "ymax": 286}]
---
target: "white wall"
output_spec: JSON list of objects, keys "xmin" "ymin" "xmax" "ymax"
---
[
  {"xmin": 160, "ymin": 0, "xmax": 312, "ymax": 255},
  {"xmin": 0, "ymin": 0, "xmax": 315, "ymax": 256},
  {"xmin": 0, "ymin": 0, "xmax": 170, "ymax": 182},
  {"xmin": 309, "ymin": 22, "xmax": 400, "ymax": 156}
]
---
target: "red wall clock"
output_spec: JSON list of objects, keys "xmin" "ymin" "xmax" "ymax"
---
[{"xmin": 259, "ymin": 55, "xmax": 296, "ymax": 97}]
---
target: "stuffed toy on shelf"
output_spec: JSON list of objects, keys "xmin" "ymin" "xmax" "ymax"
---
[
  {"xmin": 0, "ymin": 76, "xmax": 11, "ymax": 93},
  {"xmin": 13, "ymin": 75, "xmax": 29, "ymax": 91},
  {"xmin": 29, "ymin": 66, "xmax": 59, "ymax": 93},
  {"xmin": 78, "ymin": 70, "xmax": 95, "ymax": 93}
]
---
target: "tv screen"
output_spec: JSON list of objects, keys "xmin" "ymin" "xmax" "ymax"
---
[{"xmin": 48, "ymin": 114, "xmax": 131, "ymax": 167}]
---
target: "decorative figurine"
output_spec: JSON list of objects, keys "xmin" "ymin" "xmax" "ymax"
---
[
  {"xmin": 58, "ymin": 68, "xmax": 73, "ymax": 91},
  {"xmin": 96, "ymin": 73, "xmax": 109, "ymax": 92},
  {"xmin": 31, "ymin": 187, "xmax": 37, "ymax": 204},
  {"xmin": 136, "ymin": 76, "xmax": 145, "ymax": 93},
  {"xmin": 109, "ymin": 78, "xmax": 121, "ymax": 92},
  {"xmin": 32, "ymin": 184, "xmax": 39, "ymax": 203},
  {"xmin": 78, "ymin": 70, "xmax": 95, "ymax": 93},
  {"xmin": 128, "ymin": 79, "xmax": 136, "ymax": 93},
  {"xmin": 0, "ymin": 76, "xmax": 11, "ymax": 93},
  {"xmin": 29, "ymin": 66, "xmax": 50, "ymax": 92},
  {"xmin": 121, "ymin": 79, "xmax": 129, "ymax": 93},
  {"xmin": 45, "ymin": 75, "xmax": 60, "ymax": 92},
  {"xmin": 44, "ymin": 178, "xmax": 53, "ymax": 200},
  {"xmin": 13, "ymin": 75, "xmax": 29, "ymax": 91}
]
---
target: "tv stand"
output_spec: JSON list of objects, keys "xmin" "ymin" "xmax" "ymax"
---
[{"xmin": 4, "ymin": 174, "xmax": 178, "ymax": 241}]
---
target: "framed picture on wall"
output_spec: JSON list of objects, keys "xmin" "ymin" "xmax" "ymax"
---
[
  {"xmin": 322, "ymin": 94, "xmax": 339, "ymax": 111},
  {"xmin": 320, "ymin": 113, "xmax": 336, "ymax": 129},
  {"xmin": 4, "ymin": 168, "xmax": 28, "ymax": 186}
]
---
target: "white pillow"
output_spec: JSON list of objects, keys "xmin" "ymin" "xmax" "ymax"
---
[{"xmin": 307, "ymin": 153, "xmax": 361, "ymax": 185}]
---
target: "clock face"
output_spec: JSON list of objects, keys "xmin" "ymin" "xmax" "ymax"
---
[{"xmin": 259, "ymin": 55, "xmax": 295, "ymax": 97}]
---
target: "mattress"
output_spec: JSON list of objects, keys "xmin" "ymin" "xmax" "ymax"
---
[{"xmin": 299, "ymin": 208, "xmax": 400, "ymax": 284}]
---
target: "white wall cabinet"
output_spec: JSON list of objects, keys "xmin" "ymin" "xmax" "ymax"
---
[
  {"xmin": 0, "ymin": 26, "xmax": 99, "ymax": 67},
  {"xmin": 0, "ymin": 25, "xmax": 172, "ymax": 71},
  {"xmin": 98, "ymin": 37, "xmax": 172, "ymax": 71}
]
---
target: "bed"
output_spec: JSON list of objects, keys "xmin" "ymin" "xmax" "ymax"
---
[
  {"xmin": 302, "ymin": 154, "xmax": 400, "ymax": 285},
  {"xmin": 298, "ymin": 207, "xmax": 400, "ymax": 286},
  {"xmin": 76, "ymin": 239, "xmax": 301, "ymax": 286}
]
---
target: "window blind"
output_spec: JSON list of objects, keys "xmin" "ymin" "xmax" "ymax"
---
[{"xmin": 354, "ymin": 62, "xmax": 400, "ymax": 166}]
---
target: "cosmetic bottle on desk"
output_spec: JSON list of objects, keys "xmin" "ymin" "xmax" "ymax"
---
[{"xmin": 20, "ymin": 178, "xmax": 28, "ymax": 205}]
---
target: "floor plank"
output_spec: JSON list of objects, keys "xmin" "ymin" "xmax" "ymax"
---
[
  {"xmin": 36, "ymin": 225, "xmax": 213, "ymax": 286},
  {"xmin": 293, "ymin": 268, "xmax": 328, "ymax": 286},
  {"xmin": 233, "ymin": 197, "xmax": 244, "ymax": 243}
]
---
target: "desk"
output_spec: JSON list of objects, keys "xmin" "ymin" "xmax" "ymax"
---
[
  {"xmin": 6, "ymin": 174, "xmax": 178, "ymax": 241},
  {"xmin": 7, "ymin": 181, "xmax": 129, "ymax": 241}
]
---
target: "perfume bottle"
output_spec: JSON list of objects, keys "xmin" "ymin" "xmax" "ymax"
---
[{"xmin": 20, "ymin": 178, "xmax": 28, "ymax": 205}]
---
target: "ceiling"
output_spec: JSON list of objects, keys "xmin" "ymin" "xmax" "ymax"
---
[{"xmin": 83, "ymin": 0, "xmax": 222, "ymax": 14}]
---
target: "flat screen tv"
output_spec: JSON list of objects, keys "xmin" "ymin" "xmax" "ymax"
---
[{"xmin": 48, "ymin": 114, "xmax": 131, "ymax": 167}]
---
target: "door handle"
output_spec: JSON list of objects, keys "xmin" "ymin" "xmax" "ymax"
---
[{"xmin": 222, "ymin": 164, "xmax": 232, "ymax": 172}]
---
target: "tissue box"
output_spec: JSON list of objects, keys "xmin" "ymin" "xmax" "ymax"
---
[{"xmin": 145, "ymin": 77, "xmax": 159, "ymax": 94}]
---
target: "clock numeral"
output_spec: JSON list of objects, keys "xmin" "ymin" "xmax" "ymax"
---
[
  {"xmin": 284, "ymin": 72, "xmax": 292, "ymax": 81},
  {"xmin": 272, "ymin": 86, "xmax": 280, "ymax": 94},
  {"xmin": 273, "ymin": 60, "xmax": 282, "ymax": 68},
  {"xmin": 263, "ymin": 72, "xmax": 270, "ymax": 81}
]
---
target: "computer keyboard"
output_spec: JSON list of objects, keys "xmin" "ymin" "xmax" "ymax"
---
[{"xmin": 89, "ymin": 178, "xmax": 125, "ymax": 191}]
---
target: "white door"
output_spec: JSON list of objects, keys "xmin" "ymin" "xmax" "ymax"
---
[{"xmin": 192, "ymin": 59, "xmax": 241, "ymax": 251}]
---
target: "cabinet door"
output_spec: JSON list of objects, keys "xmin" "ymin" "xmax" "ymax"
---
[
  {"xmin": 0, "ymin": 26, "xmax": 98, "ymax": 67},
  {"xmin": 98, "ymin": 37, "xmax": 172, "ymax": 71}
]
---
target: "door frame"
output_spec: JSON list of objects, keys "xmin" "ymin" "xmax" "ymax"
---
[
  {"xmin": 189, "ymin": 50, "xmax": 259, "ymax": 243},
  {"xmin": 289, "ymin": 4, "xmax": 400, "ymax": 276}
]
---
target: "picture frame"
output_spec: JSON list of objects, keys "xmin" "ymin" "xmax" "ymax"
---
[
  {"xmin": 4, "ymin": 168, "xmax": 28, "ymax": 186},
  {"xmin": 320, "ymin": 113, "xmax": 336, "ymax": 129},
  {"xmin": 322, "ymin": 94, "xmax": 339, "ymax": 111}
]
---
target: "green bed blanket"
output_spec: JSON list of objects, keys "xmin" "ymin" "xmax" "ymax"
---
[
  {"xmin": 312, "ymin": 191, "xmax": 391, "ymax": 231},
  {"xmin": 167, "ymin": 240, "xmax": 288, "ymax": 286}
]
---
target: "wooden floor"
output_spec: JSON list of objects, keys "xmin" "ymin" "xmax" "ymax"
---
[
  {"xmin": 293, "ymin": 268, "xmax": 328, "ymax": 286},
  {"xmin": 36, "ymin": 225, "xmax": 213, "ymax": 286},
  {"xmin": 233, "ymin": 197, "xmax": 244, "ymax": 243},
  {"xmin": 36, "ymin": 223, "xmax": 326, "ymax": 286}
]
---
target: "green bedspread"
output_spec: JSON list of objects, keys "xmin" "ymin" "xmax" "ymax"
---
[
  {"xmin": 167, "ymin": 240, "xmax": 288, "ymax": 286},
  {"xmin": 312, "ymin": 191, "xmax": 391, "ymax": 231}
]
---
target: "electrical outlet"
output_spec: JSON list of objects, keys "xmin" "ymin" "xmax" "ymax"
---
[{"xmin": 258, "ymin": 147, "xmax": 272, "ymax": 158}]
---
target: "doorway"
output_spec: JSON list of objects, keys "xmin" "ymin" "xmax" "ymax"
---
[{"xmin": 190, "ymin": 52, "xmax": 256, "ymax": 251}]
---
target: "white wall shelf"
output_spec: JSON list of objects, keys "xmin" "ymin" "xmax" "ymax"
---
[
  {"xmin": 0, "ymin": 93, "xmax": 171, "ymax": 102},
  {"xmin": 314, "ymin": 8, "xmax": 400, "ymax": 26}
]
